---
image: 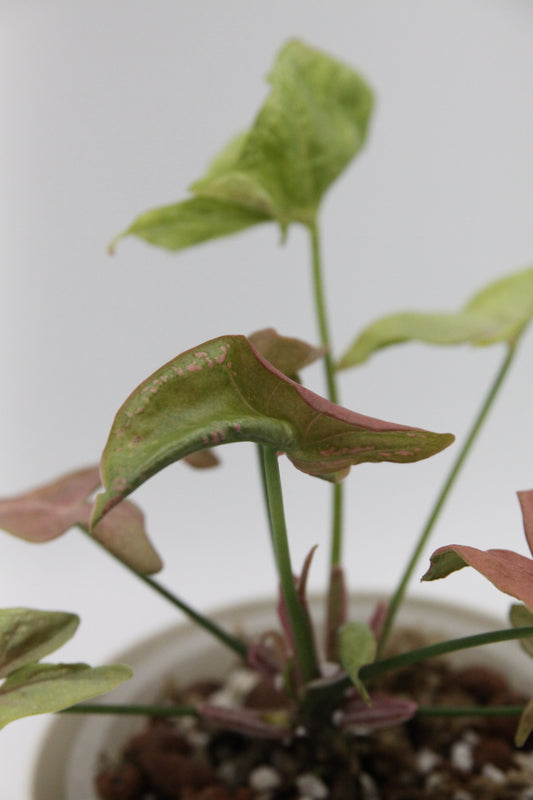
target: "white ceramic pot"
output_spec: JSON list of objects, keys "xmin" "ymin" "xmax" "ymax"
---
[{"xmin": 32, "ymin": 593, "xmax": 533, "ymax": 799}]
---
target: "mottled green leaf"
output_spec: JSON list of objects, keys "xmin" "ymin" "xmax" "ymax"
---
[
  {"xmin": 338, "ymin": 621, "xmax": 376, "ymax": 703},
  {"xmin": 338, "ymin": 264, "xmax": 533, "ymax": 368},
  {"xmin": 0, "ymin": 662, "xmax": 132, "ymax": 729},
  {"xmin": 92, "ymin": 335, "xmax": 453, "ymax": 525},
  {"xmin": 109, "ymin": 197, "xmax": 269, "ymax": 254},
  {"xmin": 0, "ymin": 609, "xmax": 78, "ymax": 679},
  {"xmin": 510, "ymin": 604, "xmax": 533, "ymax": 658},
  {"xmin": 111, "ymin": 39, "xmax": 373, "ymax": 252},
  {"xmin": 0, "ymin": 466, "xmax": 162, "ymax": 574}
]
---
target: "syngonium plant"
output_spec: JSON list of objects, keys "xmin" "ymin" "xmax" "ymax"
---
[{"xmin": 3, "ymin": 39, "xmax": 533, "ymax": 750}]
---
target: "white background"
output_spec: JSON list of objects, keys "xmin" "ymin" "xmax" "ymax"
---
[{"xmin": 2, "ymin": 2, "xmax": 533, "ymax": 796}]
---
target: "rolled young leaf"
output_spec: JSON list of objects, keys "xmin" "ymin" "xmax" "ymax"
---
[
  {"xmin": 0, "ymin": 662, "xmax": 132, "ymax": 729},
  {"xmin": 338, "ymin": 264, "xmax": 533, "ymax": 368},
  {"xmin": 509, "ymin": 604, "xmax": 533, "ymax": 658},
  {"xmin": 338, "ymin": 621, "xmax": 376, "ymax": 703},
  {"xmin": 0, "ymin": 609, "xmax": 78, "ymax": 679},
  {"xmin": 92, "ymin": 335, "xmax": 454, "ymax": 524},
  {"xmin": 111, "ymin": 39, "xmax": 373, "ymax": 252}
]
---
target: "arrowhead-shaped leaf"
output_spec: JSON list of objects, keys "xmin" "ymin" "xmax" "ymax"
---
[
  {"xmin": 0, "ymin": 466, "xmax": 162, "ymax": 574},
  {"xmin": 0, "ymin": 466, "xmax": 100, "ymax": 542},
  {"xmin": 111, "ymin": 39, "xmax": 373, "ymax": 252},
  {"xmin": 0, "ymin": 609, "xmax": 78, "ymax": 679},
  {"xmin": 423, "ymin": 544, "xmax": 533, "ymax": 611},
  {"xmin": 92, "ymin": 335, "xmax": 454, "ymax": 524},
  {"xmin": 510, "ymin": 604, "xmax": 533, "ymax": 658},
  {"xmin": 338, "ymin": 264, "xmax": 533, "ymax": 368},
  {"xmin": 424, "ymin": 490, "xmax": 533, "ymax": 610},
  {"xmin": 0, "ymin": 662, "xmax": 132, "ymax": 729},
  {"xmin": 338, "ymin": 621, "xmax": 376, "ymax": 703}
]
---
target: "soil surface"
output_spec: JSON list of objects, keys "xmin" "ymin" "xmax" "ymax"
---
[{"xmin": 95, "ymin": 633, "xmax": 533, "ymax": 800}]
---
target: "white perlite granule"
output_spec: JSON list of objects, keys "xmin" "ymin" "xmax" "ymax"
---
[
  {"xmin": 452, "ymin": 791, "xmax": 473, "ymax": 800},
  {"xmin": 249, "ymin": 765, "xmax": 282, "ymax": 792},
  {"xmin": 450, "ymin": 739, "xmax": 474, "ymax": 772},
  {"xmin": 416, "ymin": 747, "xmax": 441, "ymax": 774},
  {"xmin": 359, "ymin": 771, "xmax": 380, "ymax": 800},
  {"xmin": 225, "ymin": 667, "xmax": 260, "ymax": 697},
  {"xmin": 296, "ymin": 772, "xmax": 329, "ymax": 799},
  {"xmin": 481, "ymin": 763, "xmax": 505, "ymax": 784}
]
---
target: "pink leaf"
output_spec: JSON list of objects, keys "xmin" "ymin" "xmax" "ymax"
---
[
  {"xmin": 424, "ymin": 544, "xmax": 533, "ymax": 611},
  {"xmin": 0, "ymin": 466, "xmax": 162, "ymax": 574},
  {"xmin": 337, "ymin": 692, "xmax": 418, "ymax": 733},
  {"xmin": 518, "ymin": 490, "xmax": 533, "ymax": 557},
  {"xmin": 199, "ymin": 703, "xmax": 290, "ymax": 739},
  {"xmin": 183, "ymin": 451, "xmax": 220, "ymax": 469},
  {"xmin": 325, "ymin": 565, "xmax": 348, "ymax": 662},
  {"xmin": 0, "ymin": 466, "xmax": 100, "ymax": 542},
  {"xmin": 368, "ymin": 599, "xmax": 388, "ymax": 640},
  {"xmin": 92, "ymin": 500, "xmax": 163, "ymax": 575}
]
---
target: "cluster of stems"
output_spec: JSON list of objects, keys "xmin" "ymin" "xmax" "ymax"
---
[{"xmin": 71, "ymin": 217, "xmax": 526, "ymax": 726}]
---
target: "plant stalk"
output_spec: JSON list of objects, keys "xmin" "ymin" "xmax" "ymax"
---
[
  {"xmin": 78, "ymin": 526, "xmax": 247, "ymax": 659},
  {"xmin": 308, "ymin": 222, "xmax": 345, "ymax": 654},
  {"xmin": 61, "ymin": 703, "xmax": 199, "ymax": 718},
  {"xmin": 61, "ymin": 701, "xmax": 526, "ymax": 720},
  {"xmin": 260, "ymin": 445, "xmax": 320, "ymax": 683},
  {"xmin": 416, "ymin": 705, "xmax": 524, "ymax": 718},
  {"xmin": 377, "ymin": 345, "xmax": 517, "ymax": 656},
  {"xmin": 363, "ymin": 624, "xmax": 533, "ymax": 683}
]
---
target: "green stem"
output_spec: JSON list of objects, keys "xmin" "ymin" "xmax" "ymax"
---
[
  {"xmin": 257, "ymin": 444, "xmax": 274, "ymax": 543},
  {"xmin": 308, "ymin": 223, "xmax": 344, "ymax": 632},
  {"xmin": 416, "ymin": 705, "xmax": 524, "ymax": 718},
  {"xmin": 309, "ymin": 222, "xmax": 338, "ymax": 405},
  {"xmin": 377, "ymin": 345, "xmax": 517, "ymax": 656},
  {"xmin": 363, "ymin": 624, "xmax": 533, "ymax": 683},
  {"xmin": 260, "ymin": 445, "xmax": 320, "ymax": 683},
  {"xmin": 78, "ymin": 526, "xmax": 247, "ymax": 659},
  {"xmin": 61, "ymin": 703, "xmax": 198, "ymax": 718}
]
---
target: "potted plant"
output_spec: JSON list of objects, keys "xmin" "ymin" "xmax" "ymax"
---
[{"xmin": 3, "ymin": 39, "xmax": 533, "ymax": 799}]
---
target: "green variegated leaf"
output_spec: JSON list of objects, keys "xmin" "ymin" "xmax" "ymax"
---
[
  {"xmin": 109, "ymin": 197, "xmax": 269, "ymax": 254},
  {"xmin": 338, "ymin": 264, "xmax": 533, "ymax": 368},
  {"xmin": 92, "ymin": 335, "xmax": 453, "ymax": 524},
  {"xmin": 510, "ymin": 604, "xmax": 533, "ymax": 658},
  {"xmin": 0, "ymin": 662, "xmax": 132, "ymax": 729},
  {"xmin": 111, "ymin": 39, "xmax": 373, "ymax": 252},
  {"xmin": 338, "ymin": 621, "xmax": 376, "ymax": 703},
  {"xmin": 0, "ymin": 609, "xmax": 78, "ymax": 679}
]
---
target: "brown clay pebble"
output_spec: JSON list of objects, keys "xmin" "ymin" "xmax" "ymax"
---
[
  {"xmin": 445, "ymin": 666, "xmax": 509, "ymax": 703},
  {"xmin": 473, "ymin": 737, "xmax": 514, "ymax": 771},
  {"xmin": 182, "ymin": 787, "xmax": 253, "ymax": 800},
  {"xmin": 245, "ymin": 678, "xmax": 290, "ymax": 710},
  {"xmin": 94, "ymin": 762, "xmax": 144, "ymax": 800}
]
